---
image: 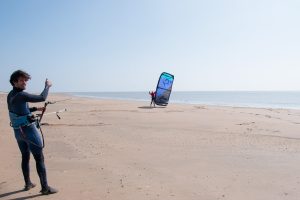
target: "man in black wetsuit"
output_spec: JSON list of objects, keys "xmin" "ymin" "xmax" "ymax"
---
[
  {"xmin": 7, "ymin": 70, "xmax": 57, "ymax": 195},
  {"xmin": 149, "ymin": 91, "xmax": 156, "ymax": 107}
]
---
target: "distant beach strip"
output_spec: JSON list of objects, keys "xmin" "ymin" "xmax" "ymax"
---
[{"xmin": 68, "ymin": 91, "xmax": 300, "ymax": 110}]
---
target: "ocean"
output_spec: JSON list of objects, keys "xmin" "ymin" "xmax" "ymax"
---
[{"xmin": 68, "ymin": 91, "xmax": 300, "ymax": 110}]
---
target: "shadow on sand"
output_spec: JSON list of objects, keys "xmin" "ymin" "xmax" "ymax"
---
[
  {"xmin": 9, "ymin": 194, "xmax": 43, "ymax": 200},
  {"xmin": 138, "ymin": 106, "xmax": 166, "ymax": 109},
  {"xmin": 0, "ymin": 189, "xmax": 24, "ymax": 199},
  {"xmin": 0, "ymin": 189, "xmax": 42, "ymax": 200},
  {"xmin": 138, "ymin": 106, "xmax": 154, "ymax": 109}
]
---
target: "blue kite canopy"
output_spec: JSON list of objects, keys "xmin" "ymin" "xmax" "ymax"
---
[{"xmin": 155, "ymin": 72, "xmax": 174, "ymax": 106}]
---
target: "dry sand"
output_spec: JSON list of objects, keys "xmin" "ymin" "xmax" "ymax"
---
[{"xmin": 1, "ymin": 93, "xmax": 300, "ymax": 200}]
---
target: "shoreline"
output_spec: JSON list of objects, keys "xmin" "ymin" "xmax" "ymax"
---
[{"xmin": 63, "ymin": 92, "xmax": 300, "ymax": 111}]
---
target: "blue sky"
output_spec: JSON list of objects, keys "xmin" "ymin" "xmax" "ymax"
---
[{"xmin": 1, "ymin": 0, "xmax": 300, "ymax": 92}]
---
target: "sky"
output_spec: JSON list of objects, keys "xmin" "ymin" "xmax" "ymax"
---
[{"xmin": 1, "ymin": 0, "xmax": 300, "ymax": 92}]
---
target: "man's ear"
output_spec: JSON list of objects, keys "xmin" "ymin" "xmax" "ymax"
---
[{"xmin": 12, "ymin": 80, "xmax": 18, "ymax": 87}]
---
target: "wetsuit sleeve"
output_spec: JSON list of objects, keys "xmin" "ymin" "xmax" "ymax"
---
[{"xmin": 21, "ymin": 87, "xmax": 50, "ymax": 103}]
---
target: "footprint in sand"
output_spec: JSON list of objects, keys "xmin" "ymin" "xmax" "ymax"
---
[
  {"xmin": 194, "ymin": 106, "xmax": 206, "ymax": 109},
  {"xmin": 0, "ymin": 181, "xmax": 6, "ymax": 185},
  {"xmin": 237, "ymin": 122, "xmax": 255, "ymax": 126}
]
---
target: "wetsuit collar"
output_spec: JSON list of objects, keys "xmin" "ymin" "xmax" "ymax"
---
[{"xmin": 13, "ymin": 87, "xmax": 24, "ymax": 92}]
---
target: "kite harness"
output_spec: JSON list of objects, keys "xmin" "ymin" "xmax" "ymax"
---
[{"xmin": 9, "ymin": 99, "xmax": 69, "ymax": 148}]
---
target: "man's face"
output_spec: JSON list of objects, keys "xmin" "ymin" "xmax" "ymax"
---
[{"xmin": 14, "ymin": 76, "xmax": 28, "ymax": 90}]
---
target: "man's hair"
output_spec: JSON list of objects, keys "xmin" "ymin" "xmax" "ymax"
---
[{"xmin": 9, "ymin": 70, "xmax": 31, "ymax": 86}]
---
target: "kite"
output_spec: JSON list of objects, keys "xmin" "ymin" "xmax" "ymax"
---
[{"xmin": 154, "ymin": 72, "xmax": 174, "ymax": 106}]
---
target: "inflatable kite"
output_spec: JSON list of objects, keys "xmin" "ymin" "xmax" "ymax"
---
[{"xmin": 154, "ymin": 72, "xmax": 174, "ymax": 106}]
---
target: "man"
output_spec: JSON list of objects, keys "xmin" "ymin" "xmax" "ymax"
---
[
  {"xmin": 149, "ymin": 91, "xmax": 156, "ymax": 107},
  {"xmin": 7, "ymin": 70, "xmax": 57, "ymax": 195}
]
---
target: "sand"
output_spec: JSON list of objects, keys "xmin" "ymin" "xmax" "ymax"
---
[{"xmin": 1, "ymin": 93, "xmax": 300, "ymax": 200}]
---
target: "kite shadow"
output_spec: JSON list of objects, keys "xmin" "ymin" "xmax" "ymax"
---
[
  {"xmin": 138, "ymin": 106, "xmax": 154, "ymax": 109},
  {"xmin": 138, "ymin": 106, "xmax": 166, "ymax": 109}
]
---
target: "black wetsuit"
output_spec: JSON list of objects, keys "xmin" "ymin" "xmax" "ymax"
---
[{"xmin": 7, "ymin": 86, "xmax": 50, "ymax": 189}]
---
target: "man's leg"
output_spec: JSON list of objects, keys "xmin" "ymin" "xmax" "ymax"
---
[
  {"xmin": 31, "ymin": 147, "xmax": 57, "ymax": 194},
  {"xmin": 31, "ymin": 150, "xmax": 48, "ymax": 190},
  {"xmin": 14, "ymin": 129, "xmax": 35, "ymax": 190},
  {"xmin": 27, "ymin": 124, "xmax": 57, "ymax": 195},
  {"xmin": 18, "ymin": 141, "xmax": 31, "ymax": 185}
]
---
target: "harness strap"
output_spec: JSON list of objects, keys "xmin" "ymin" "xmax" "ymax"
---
[{"xmin": 18, "ymin": 124, "xmax": 45, "ymax": 148}]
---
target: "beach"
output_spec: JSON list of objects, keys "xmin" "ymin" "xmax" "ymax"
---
[{"xmin": 1, "ymin": 93, "xmax": 300, "ymax": 200}]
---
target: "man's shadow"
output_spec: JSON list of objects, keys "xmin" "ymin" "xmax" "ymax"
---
[
  {"xmin": 0, "ymin": 189, "xmax": 24, "ymax": 198},
  {"xmin": 0, "ymin": 189, "xmax": 42, "ymax": 200}
]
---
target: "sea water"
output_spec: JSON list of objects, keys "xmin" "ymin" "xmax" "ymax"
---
[{"xmin": 69, "ymin": 91, "xmax": 300, "ymax": 110}]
